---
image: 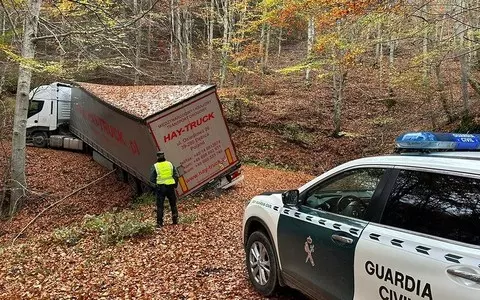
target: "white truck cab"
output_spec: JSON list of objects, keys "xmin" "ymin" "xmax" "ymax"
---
[{"xmin": 26, "ymin": 82, "xmax": 72, "ymax": 147}]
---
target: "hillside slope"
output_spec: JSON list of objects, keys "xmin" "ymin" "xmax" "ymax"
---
[{"xmin": 0, "ymin": 145, "xmax": 312, "ymax": 299}]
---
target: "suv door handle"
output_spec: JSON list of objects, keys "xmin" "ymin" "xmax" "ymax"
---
[
  {"xmin": 331, "ymin": 234, "xmax": 353, "ymax": 244},
  {"xmin": 447, "ymin": 269, "xmax": 480, "ymax": 283}
]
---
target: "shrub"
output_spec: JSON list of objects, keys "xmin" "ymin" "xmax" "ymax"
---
[
  {"xmin": 83, "ymin": 212, "xmax": 155, "ymax": 245},
  {"xmin": 280, "ymin": 123, "xmax": 314, "ymax": 146},
  {"xmin": 133, "ymin": 193, "xmax": 156, "ymax": 207},
  {"xmin": 457, "ymin": 115, "xmax": 480, "ymax": 133},
  {"xmin": 179, "ymin": 213, "xmax": 197, "ymax": 224},
  {"xmin": 52, "ymin": 227, "xmax": 84, "ymax": 246}
]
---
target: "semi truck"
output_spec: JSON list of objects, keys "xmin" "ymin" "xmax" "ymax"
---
[{"xmin": 26, "ymin": 82, "xmax": 243, "ymax": 197}]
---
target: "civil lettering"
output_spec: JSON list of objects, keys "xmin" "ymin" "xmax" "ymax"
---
[
  {"xmin": 380, "ymin": 286, "xmax": 389, "ymax": 300},
  {"xmin": 379, "ymin": 286, "xmax": 412, "ymax": 300},
  {"xmin": 365, "ymin": 261, "xmax": 433, "ymax": 300}
]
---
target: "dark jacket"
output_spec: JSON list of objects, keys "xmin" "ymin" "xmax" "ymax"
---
[{"xmin": 150, "ymin": 161, "xmax": 179, "ymax": 186}]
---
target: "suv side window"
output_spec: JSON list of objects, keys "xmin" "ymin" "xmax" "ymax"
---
[
  {"xmin": 381, "ymin": 170, "xmax": 480, "ymax": 246},
  {"xmin": 304, "ymin": 168, "xmax": 386, "ymax": 220}
]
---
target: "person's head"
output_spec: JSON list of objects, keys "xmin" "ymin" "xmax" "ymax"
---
[{"xmin": 156, "ymin": 151, "xmax": 166, "ymax": 162}]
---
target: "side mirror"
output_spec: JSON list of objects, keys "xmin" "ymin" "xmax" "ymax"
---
[{"xmin": 282, "ymin": 190, "xmax": 300, "ymax": 207}]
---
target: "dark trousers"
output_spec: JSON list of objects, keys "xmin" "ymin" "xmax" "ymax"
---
[{"xmin": 156, "ymin": 184, "xmax": 178, "ymax": 226}]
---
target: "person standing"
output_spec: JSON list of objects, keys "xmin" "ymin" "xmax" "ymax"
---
[{"xmin": 150, "ymin": 151, "xmax": 179, "ymax": 228}]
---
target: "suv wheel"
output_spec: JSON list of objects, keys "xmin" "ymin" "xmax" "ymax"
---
[{"xmin": 246, "ymin": 231, "xmax": 278, "ymax": 296}]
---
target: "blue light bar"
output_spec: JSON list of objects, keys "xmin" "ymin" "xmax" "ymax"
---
[{"xmin": 396, "ymin": 132, "xmax": 480, "ymax": 150}]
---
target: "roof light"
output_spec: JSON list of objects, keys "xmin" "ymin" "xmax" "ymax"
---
[{"xmin": 396, "ymin": 132, "xmax": 480, "ymax": 151}]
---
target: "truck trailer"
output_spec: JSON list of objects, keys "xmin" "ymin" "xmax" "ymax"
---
[{"xmin": 26, "ymin": 82, "xmax": 243, "ymax": 197}]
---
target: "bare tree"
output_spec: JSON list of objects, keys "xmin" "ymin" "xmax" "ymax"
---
[
  {"xmin": 10, "ymin": 0, "xmax": 42, "ymax": 214},
  {"xmin": 219, "ymin": 0, "xmax": 230, "ymax": 88},
  {"xmin": 134, "ymin": 0, "xmax": 142, "ymax": 85},
  {"xmin": 306, "ymin": 16, "xmax": 315, "ymax": 81}
]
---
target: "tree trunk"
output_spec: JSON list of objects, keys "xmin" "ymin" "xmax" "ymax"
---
[
  {"xmin": 332, "ymin": 67, "xmax": 346, "ymax": 137},
  {"xmin": 388, "ymin": 38, "xmax": 394, "ymax": 65},
  {"xmin": 219, "ymin": 0, "xmax": 229, "ymax": 88},
  {"xmin": 375, "ymin": 22, "xmax": 381, "ymax": 67},
  {"xmin": 207, "ymin": 0, "xmax": 214, "ymax": 83},
  {"xmin": 10, "ymin": 0, "xmax": 42, "ymax": 215},
  {"xmin": 0, "ymin": 9, "xmax": 6, "ymax": 96},
  {"xmin": 277, "ymin": 28, "xmax": 282, "ymax": 58},
  {"xmin": 263, "ymin": 24, "xmax": 271, "ymax": 72},
  {"xmin": 175, "ymin": 2, "xmax": 183, "ymax": 82},
  {"xmin": 134, "ymin": 0, "xmax": 142, "ymax": 85},
  {"xmin": 169, "ymin": 0, "xmax": 175, "ymax": 65},
  {"xmin": 434, "ymin": 62, "xmax": 453, "ymax": 123},
  {"xmin": 422, "ymin": 8, "xmax": 429, "ymax": 85},
  {"xmin": 147, "ymin": 0, "xmax": 152, "ymax": 57},
  {"xmin": 460, "ymin": 52, "xmax": 470, "ymax": 117},
  {"xmin": 306, "ymin": 16, "xmax": 315, "ymax": 81},
  {"xmin": 259, "ymin": 22, "xmax": 265, "ymax": 71},
  {"xmin": 232, "ymin": 0, "xmax": 247, "ymax": 87},
  {"xmin": 182, "ymin": 7, "xmax": 192, "ymax": 83}
]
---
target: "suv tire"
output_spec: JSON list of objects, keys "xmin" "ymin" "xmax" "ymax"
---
[{"xmin": 246, "ymin": 230, "xmax": 278, "ymax": 296}]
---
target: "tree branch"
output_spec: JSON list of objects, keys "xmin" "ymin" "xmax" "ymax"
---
[
  {"xmin": 11, "ymin": 169, "xmax": 116, "ymax": 246},
  {"xmin": 0, "ymin": 0, "xmax": 19, "ymax": 40},
  {"xmin": 32, "ymin": 0, "xmax": 160, "ymax": 42}
]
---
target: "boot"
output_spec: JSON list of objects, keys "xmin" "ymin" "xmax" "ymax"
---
[{"xmin": 172, "ymin": 217, "xmax": 178, "ymax": 225}]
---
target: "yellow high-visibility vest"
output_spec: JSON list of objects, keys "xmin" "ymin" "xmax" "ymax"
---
[{"xmin": 154, "ymin": 161, "xmax": 175, "ymax": 185}]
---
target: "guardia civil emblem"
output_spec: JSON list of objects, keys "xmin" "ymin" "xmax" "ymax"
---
[{"xmin": 304, "ymin": 236, "xmax": 315, "ymax": 266}]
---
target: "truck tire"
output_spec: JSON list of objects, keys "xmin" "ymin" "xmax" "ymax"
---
[
  {"xmin": 32, "ymin": 132, "xmax": 48, "ymax": 148},
  {"xmin": 127, "ymin": 173, "xmax": 142, "ymax": 196},
  {"xmin": 246, "ymin": 231, "xmax": 278, "ymax": 296},
  {"xmin": 114, "ymin": 167, "xmax": 128, "ymax": 183}
]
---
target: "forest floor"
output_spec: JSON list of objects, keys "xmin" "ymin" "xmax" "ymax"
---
[
  {"xmin": 1, "ymin": 45, "xmax": 480, "ymax": 298},
  {"xmin": 0, "ymin": 145, "xmax": 312, "ymax": 299}
]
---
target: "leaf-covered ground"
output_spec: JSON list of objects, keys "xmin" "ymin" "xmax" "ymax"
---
[{"xmin": 0, "ymin": 146, "xmax": 313, "ymax": 299}]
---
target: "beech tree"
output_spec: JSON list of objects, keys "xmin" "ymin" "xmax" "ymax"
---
[
  {"xmin": 6, "ymin": 0, "xmax": 158, "ymax": 215},
  {"xmin": 9, "ymin": 0, "xmax": 42, "ymax": 215},
  {"xmin": 278, "ymin": 0, "xmax": 383, "ymax": 136}
]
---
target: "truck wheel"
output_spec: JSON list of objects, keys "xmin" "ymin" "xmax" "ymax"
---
[
  {"xmin": 246, "ymin": 231, "xmax": 278, "ymax": 296},
  {"xmin": 32, "ymin": 132, "xmax": 48, "ymax": 148},
  {"xmin": 127, "ymin": 173, "xmax": 142, "ymax": 196}
]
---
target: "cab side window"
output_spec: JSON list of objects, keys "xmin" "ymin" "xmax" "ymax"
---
[
  {"xmin": 304, "ymin": 168, "xmax": 386, "ymax": 220},
  {"xmin": 381, "ymin": 170, "xmax": 480, "ymax": 246},
  {"xmin": 28, "ymin": 100, "xmax": 44, "ymax": 118}
]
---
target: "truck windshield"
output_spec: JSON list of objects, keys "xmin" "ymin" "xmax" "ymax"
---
[{"xmin": 28, "ymin": 100, "xmax": 44, "ymax": 118}]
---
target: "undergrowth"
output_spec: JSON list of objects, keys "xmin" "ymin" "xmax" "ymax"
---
[{"xmin": 52, "ymin": 210, "xmax": 155, "ymax": 246}]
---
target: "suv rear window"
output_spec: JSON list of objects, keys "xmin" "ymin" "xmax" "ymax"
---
[{"xmin": 381, "ymin": 170, "xmax": 480, "ymax": 246}]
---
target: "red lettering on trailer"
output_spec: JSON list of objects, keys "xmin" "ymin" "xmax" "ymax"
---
[
  {"xmin": 163, "ymin": 112, "xmax": 215, "ymax": 144},
  {"xmin": 76, "ymin": 104, "xmax": 138, "ymax": 155}
]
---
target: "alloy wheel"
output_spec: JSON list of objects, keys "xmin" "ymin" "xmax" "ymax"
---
[{"xmin": 249, "ymin": 241, "xmax": 271, "ymax": 286}]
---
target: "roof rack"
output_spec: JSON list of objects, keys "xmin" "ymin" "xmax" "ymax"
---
[{"xmin": 395, "ymin": 132, "xmax": 480, "ymax": 152}]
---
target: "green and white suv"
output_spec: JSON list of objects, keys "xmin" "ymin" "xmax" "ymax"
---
[{"xmin": 242, "ymin": 132, "xmax": 480, "ymax": 300}]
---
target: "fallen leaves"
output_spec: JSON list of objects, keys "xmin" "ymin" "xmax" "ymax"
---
[
  {"xmin": 0, "ymin": 144, "xmax": 312, "ymax": 299},
  {"xmin": 78, "ymin": 83, "xmax": 213, "ymax": 119}
]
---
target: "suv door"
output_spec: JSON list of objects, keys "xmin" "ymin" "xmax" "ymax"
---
[
  {"xmin": 354, "ymin": 169, "xmax": 480, "ymax": 300},
  {"xmin": 277, "ymin": 167, "xmax": 389, "ymax": 300}
]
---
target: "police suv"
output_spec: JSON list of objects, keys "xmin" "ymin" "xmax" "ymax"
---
[{"xmin": 242, "ymin": 132, "xmax": 480, "ymax": 300}]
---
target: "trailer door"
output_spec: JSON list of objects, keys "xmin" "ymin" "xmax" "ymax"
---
[{"xmin": 147, "ymin": 90, "xmax": 238, "ymax": 197}]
